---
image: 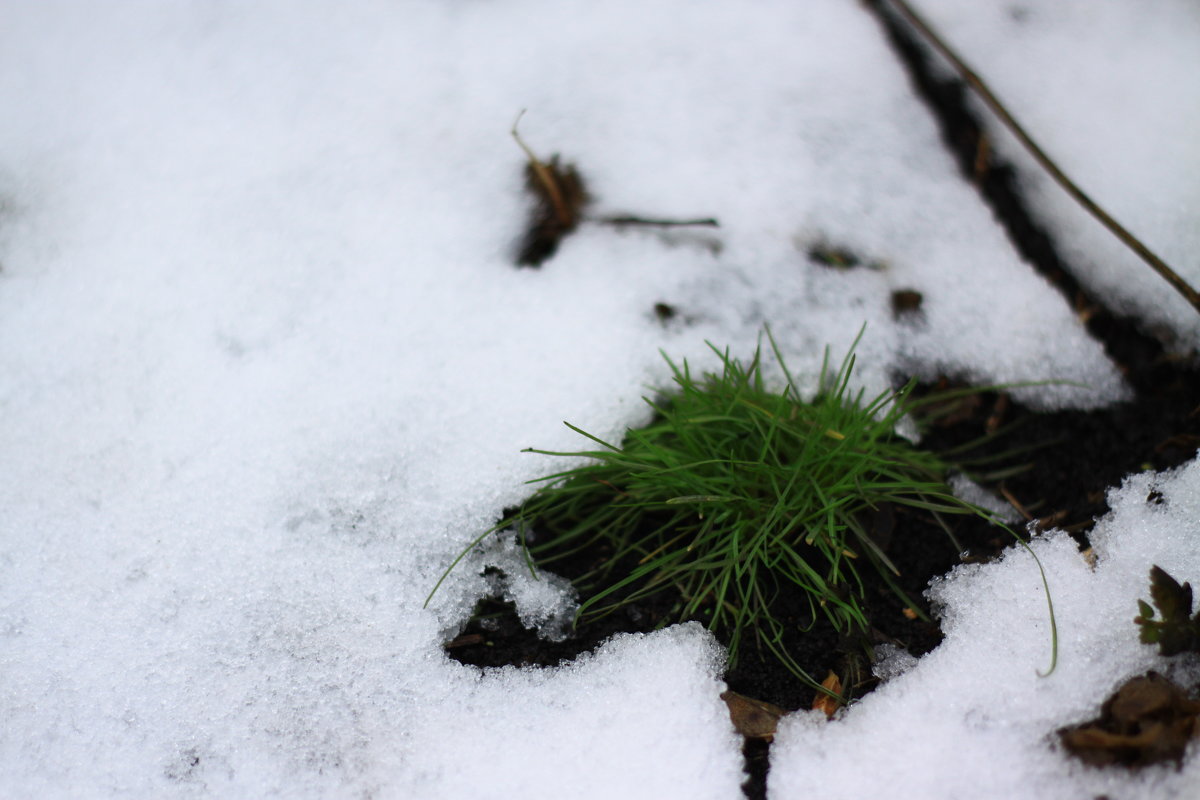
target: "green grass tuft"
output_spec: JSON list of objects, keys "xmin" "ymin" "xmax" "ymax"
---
[{"xmin": 429, "ymin": 327, "xmax": 1057, "ymax": 691}]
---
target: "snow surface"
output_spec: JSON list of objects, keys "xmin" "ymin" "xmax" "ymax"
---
[
  {"xmin": 0, "ymin": 0, "xmax": 1194, "ymax": 798},
  {"xmin": 917, "ymin": 0, "xmax": 1200, "ymax": 353},
  {"xmin": 771, "ymin": 459, "xmax": 1200, "ymax": 800}
]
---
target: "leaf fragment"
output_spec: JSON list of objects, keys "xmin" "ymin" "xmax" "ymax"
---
[
  {"xmin": 1149, "ymin": 565, "xmax": 1192, "ymax": 622},
  {"xmin": 1059, "ymin": 672, "xmax": 1200, "ymax": 768},
  {"xmin": 811, "ymin": 671, "xmax": 843, "ymax": 719},
  {"xmin": 722, "ymin": 690, "xmax": 786, "ymax": 741},
  {"xmin": 1135, "ymin": 565, "xmax": 1200, "ymax": 656},
  {"xmin": 510, "ymin": 112, "xmax": 589, "ymax": 267}
]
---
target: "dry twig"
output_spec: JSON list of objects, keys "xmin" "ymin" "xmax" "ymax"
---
[{"xmin": 882, "ymin": 0, "xmax": 1200, "ymax": 316}]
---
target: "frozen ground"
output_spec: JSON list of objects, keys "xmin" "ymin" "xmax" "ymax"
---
[{"xmin": 0, "ymin": 1, "xmax": 1195, "ymax": 797}]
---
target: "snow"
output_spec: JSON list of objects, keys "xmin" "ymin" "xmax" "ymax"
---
[
  {"xmin": 770, "ymin": 459, "xmax": 1200, "ymax": 799},
  {"xmin": 915, "ymin": 0, "xmax": 1200, "ymax": 353},
  {"xmin": 0, "ymin": 0, "xmax": 1194, "ymax": 798}
]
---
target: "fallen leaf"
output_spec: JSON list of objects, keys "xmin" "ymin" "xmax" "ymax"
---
[
  {"xmin": 1059, "ymin": 672, "xmax": 1200, "ymax": 767},
  {"xmin": 721, "ymin": 690, "xmax": 786, "ymax": 741},
  {"xmin": 812, "ymin": 671, "xmax": 843, "ymax": 719},
  {"xmin": 1080, "ymin": 547, "xmax": 1097, "ymax": 569},
  {"xmin": 511, "ymin": 113, "xmax": 588, "ymax": 267}
]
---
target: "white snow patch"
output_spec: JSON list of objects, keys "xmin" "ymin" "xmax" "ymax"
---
[
  {"xmin": 464, "ymin": 530, "xmax": 579, "ymax": 643},
  {"xmin": 403, "ymin": 624, "xmax": 743, "ymax": 800},
  {"xmin": 949, "ymin": 472, "xmax": 1023, "ymax": 524},
  {"xmin": 0, "ymin": 0, "xmax": 1185, "ymax": 797},
  {"xmin": 915, "ymin": 0, "xmax": 1200, "ymax": 353}
]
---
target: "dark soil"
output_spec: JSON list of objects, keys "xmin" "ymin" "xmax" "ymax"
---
[{"xmin": 449, "ymin": 5, "xmax": 1200, "ymax": 798}]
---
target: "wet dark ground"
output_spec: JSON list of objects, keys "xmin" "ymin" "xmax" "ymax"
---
[{"xmin": 447, "ymin": 4, "xmax": 1200, "ymax": 797}]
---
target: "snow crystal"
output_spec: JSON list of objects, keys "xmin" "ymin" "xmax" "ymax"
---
[
  {"xmin": 948, "ymin": 472, "xmax": 1022, "ymax": 524},
  {"xmin": 466, "ymin": 531, "xmax": 579, "ymax": 643}
]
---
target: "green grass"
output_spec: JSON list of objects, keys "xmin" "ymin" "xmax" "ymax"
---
[{"xmin": 430, "ymin": 328, "xmax": 1057, "ymax": 691}]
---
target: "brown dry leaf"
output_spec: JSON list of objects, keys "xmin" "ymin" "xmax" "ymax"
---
[
  {"xmin": 511, "ymin": 113, "xmax": 588, "ymax": 267},
  {"xmin": 1059, "ymin": 672, "xmax": 1200, "ymax": 767},
  {"xmin": 515, "ymin": 155, "xmax": 588, "ymax": 266},
  {"xmin": 812, "ymin": 671, "xmax": 843, "ymax": 719},
  {"xmin": 721, "ymin": 690, "xmax": 786, "ymax": 742}
]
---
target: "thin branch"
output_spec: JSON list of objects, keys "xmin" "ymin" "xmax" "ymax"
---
[
  {"xmin": 595, "ymin": 215, "xmax": 720, "ymax": 228},
  {"xmin": 883, "ymin": 0, "xmax": 1200, "ymax": 316},
  {"xmin": 511, "ymin": 109, "xmax": 574, "ymax": 227}
]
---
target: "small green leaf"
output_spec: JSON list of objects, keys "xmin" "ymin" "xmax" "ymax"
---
[
  {"xmin": 1136, "ymin": 599, "xmax": 1155, "ymax": 622},
  {"xmin": 1136, "ymin": 566, "xmax": 1200, "ymax": 657},
  {"xmin": 1148, "ymin": 565, "xmax": 1193, "ymax": 623}
]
